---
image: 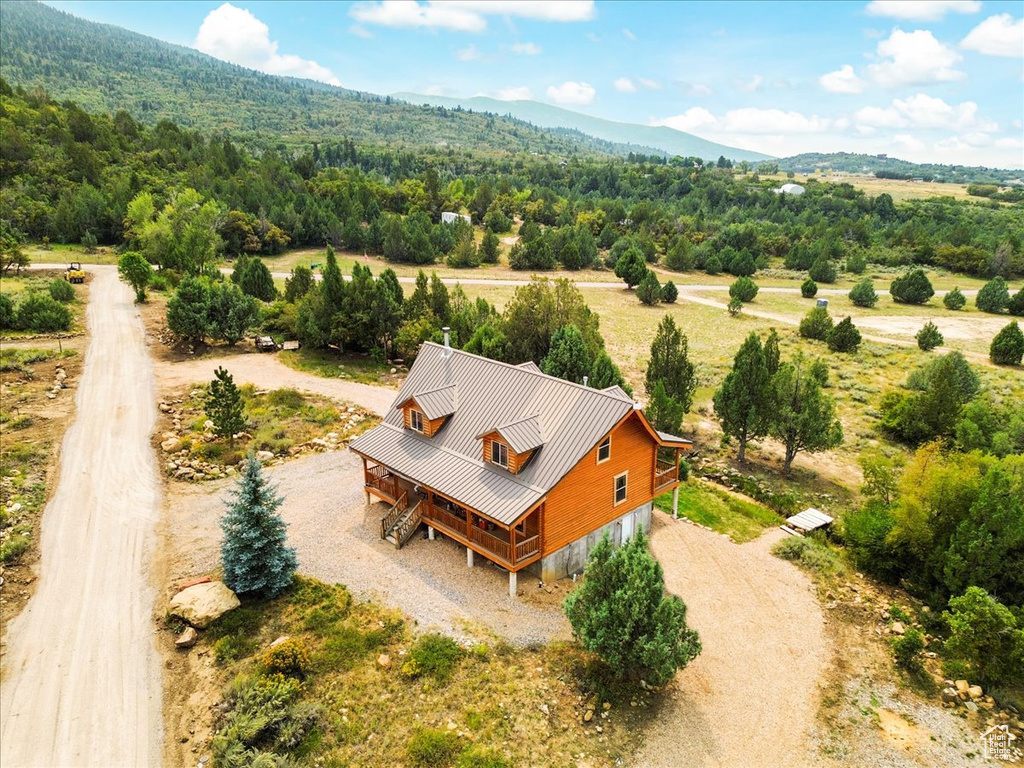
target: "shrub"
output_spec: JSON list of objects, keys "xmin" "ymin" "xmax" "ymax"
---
[
  {"xmin": 848, "ymin": 279, "xmax": 877, "ymax": 308},
  {"xmin": 826, "ymin": 316, "xmax": 861, "ymax": 353},
  {"xmin": 729, "ymin": 276, "xmax": 758, "ymax": 303},
  {"xmin": 943, "ymin": 586, "xmax": 1024, "ymax": 686},
  {"xmin": 800, "ymin": 278, "xmax": 818, "ymax": 298},
  {"xmin": 614, "ymin": 247, "xmax": 647, "ymax": 288},
  {"xmin": 843, "ymin": 502, "xmax": 903, "ymax": 583},
  {"xmin": 661, "ymin": 280, "xmax": 678, "ymax": 303},
  {"xmin": 890, "ymin": 268, "xmax": 934, "ymax": 305},
  {"xmin": 117, "ymin": 251, "xmax": 153, "ymax": 303},
  {"xmin": 916, "ymin": 321, "xmax": 943, "ymax": 351},
  {"xmin": 727, "ymin": 297, "xmax": 742, "ymax": 315},
  {"xmin": 808, "ymin": 256, "xmax": 837, "ymax": 283},
  {"xmin": 15, "ymin": 293, "xmax": 72, "ymax": 332},
  {"xmin": 213, "ymin": 634, "xmax": 258, "ymax": 664},
  {"xmin": 845, "ymin": 251, "xmax": 867, "ymax": 274},
  {"xmin": 704, "ymin": 255, "xmax": 722, "ymax": 275},
  {"xmin": 1007, "ymin": 288, "xmax": 1024, "ymax": 317},
  {"xmin": 799, "ymin": 306, "xmax": 833, "ymax": 340},
  {"xmin": 262, "ymin": 638, "xmax": 310, "ymax": 677},
  {"xmin": 636, "ymin": 270, "xmax": 662, "ymax": 305},
  {"xmin": 728, "ymin": 251, "xmax": 756, "ymax": 277},
  {"xmin": 406, "ymin": 634, "xmax": 465, "ymax": 684},
  {"xmin": 943, "ymin": 287, "xmax": 966, "ymax": 310},
  {"xmin": 457, "ymin": 747, "xmax": 512, "ymax": 768},
  {"xmin": 48, "ymin": 278, "xmax": 75, "ymax": 303},
  {"xmin": 407, "ymin": 729, "xmax": 463, "ymax": 768},
  {"xmin": 892, "ymin": 627, "xmax": 925, "ymax": 669},
  {"xmin": 0, "ymin": 293, "xmax": 14, "ymax": 329},
  {"xmin": 771, "ymin": 536, "xmax": 843, "ymax": 575},
  {"xmin": 563, "ymin": 529, "xmax": 701, "ymax": 686},
  {"xmin": 990, "ymin": 321, "xmax": 1024, "ymax": 365},
  {"xmin": 976, "ymin": 276, "xmax": 1010, "ymax": 314}
]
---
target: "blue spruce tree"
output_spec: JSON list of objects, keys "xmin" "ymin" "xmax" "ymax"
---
[{"xmin": 220, "ymin": 455, "xmax": 297, "ymax": 598}]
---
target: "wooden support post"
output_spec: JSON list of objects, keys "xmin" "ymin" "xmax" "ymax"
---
[
  {"xmin": 510, "ymin": 525, "xmax": 517, "ymax": 566},
  {"xmin": 508, "ymin": 570, "xmax": 517, "ymax": 599},
  {"xmin": 362, "ymin": 457, "xmax": 370, "ymax": 505}
]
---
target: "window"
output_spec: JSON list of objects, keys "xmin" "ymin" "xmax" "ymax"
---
[
  {"xmin": 410, "ymin": 409, "xmax": 424, "ymax": 433},
  {"xmin": 491, "ymin": 440, "xmax": 509, "ymax": 468},
  {"xmin": 597, "ymin": 436, "xmax": 611, "ymax": 463},
  {"xmin": 614, "ymin": 472, "xmax": 628, "ymax": 505}
]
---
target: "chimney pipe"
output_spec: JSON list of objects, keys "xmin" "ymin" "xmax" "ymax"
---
[
  {"xmin": 442, "ymin": 326, "xmax": 450, "ymax": 350},
  {"xmin": 583, "ymin": 375, "xmax": 589, "ymax": 387}
]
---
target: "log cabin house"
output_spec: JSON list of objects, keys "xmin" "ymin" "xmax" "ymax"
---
[{"xmin": 348, "ymin": 336, "xmax": 692, "ymax": 597}]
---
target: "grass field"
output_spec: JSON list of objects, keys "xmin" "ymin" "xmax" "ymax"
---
[
  {"xmin": 654, "ymin": 480, "xmax": 782, "ymax": 543},
  {"xmin": 757, "ymin": 172, "xmax": 977, "ymax": 203}
]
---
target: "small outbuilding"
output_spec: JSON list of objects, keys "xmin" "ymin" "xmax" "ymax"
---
[
  {"xmin": 775, "ymin": 183, "xmax": 806, "ymax": 195},
  {"xmin": 441, "ymin": 211, "xmax": 472, "ymax": 225},
  {"xmin": 782, "ymin": 507, "xmax": 833, "ymax": 536}
]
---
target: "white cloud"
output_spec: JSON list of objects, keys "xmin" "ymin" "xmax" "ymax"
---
[
  {"xmin": 865, "ymin": 1, "xmax": 980, "ymax": 21},
  {"xmin": 349, "ymin": 24, "xmax": 374, "ymax": 38},
  {"xmin": 493, "ymin": 85, "xmax": 533, "ymax": 100},
  {"xmin": 613, "ymin": 77, "xmax": 637, "ymax": 93},
  {"xmin": 868, "ymin": 29, "xmax": 964, "ymax": 87},
  {"xmin": 546, "ymin": 81, "xmax": 596, "ymax": 105},
  {"xmin": 350, "ymin": 1, "xmax": 594, "ymax": 32},
  {"xmin": 892, "ymin": 133, "xmax": 925, "ymax": 151},
  {"xmin": 456, "ymin": 44, "xmax": 482, "ymax": 61},
  {"xmin": 855, "ymin": 93, "xmax": 996, "ymax": 131},
  {"xmin": 734, "ymin": 75, "xmax": 763, "ymax": 92},
  {"xmin": 652, "ymin": 107, "xmax": 830, "ymax": 135},
  {"xmin": 511, "ymin": 42, "xmax": 542, "ymax": 55},
  {"xmin": 622, "ymin": 27, "xmax": 637, "ymax": 41},
  {"xmin": 819, "ymin": 64, "xmax": 867, "ymax": 94},
  {"xmin": 652, "ymin": 107, "xmax": 717, "ymax": 133},
  {"xmin": 961, "ymin": 14, "xmax": 1024, "ymax": 58},
  {"xmin": 638, "ymin": 77, "xmax": 662, "ymax": 90},
  {"xmin": 677, "ymin": 81, "xmax": 713, "ymax": 97},
  {"xmin": 995, "ymin": 137, "xmax": 1024, "ymax": 150},
  {"xmin": 195, "ymin": 3, "xmax": 341, "ymax": 86}
]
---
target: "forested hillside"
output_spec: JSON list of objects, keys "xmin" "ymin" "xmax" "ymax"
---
[
  {"xmin": 0, "ymin": 1, "xmax": 625, "ymax": 157},
  {"xmin": 778, "ymin": 152, "xmax": 1021, "ymax": 185}
]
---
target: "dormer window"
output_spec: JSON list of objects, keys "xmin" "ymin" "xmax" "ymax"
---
[
  {"xmin": 491, "ymin": 440, "xmax": 509, "ymax": 468},
  {"xmin": 410, "ymin": 409, "xmax": 424, "ymax": 433},
  {"xmin": 597, "ymin": 437, "xmax": 611, "ymax": 463}
]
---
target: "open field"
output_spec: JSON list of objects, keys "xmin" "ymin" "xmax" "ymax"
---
[{"xmin": 757, "ymin": 172, "xmax": 978, "ymax": 202}]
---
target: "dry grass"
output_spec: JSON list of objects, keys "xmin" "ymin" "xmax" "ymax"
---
[{"xmin": 757, "ymin": 172, "xmax": 977, "ymax": 203}]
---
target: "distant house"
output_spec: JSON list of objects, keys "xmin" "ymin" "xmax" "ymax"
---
[
  {"xmin": 441, "ymin": 211, "xmax": 472, "ymax": 225},
  {"xmin": 349, "ymin": 337, "xmax": 692, "ymax": 596}
]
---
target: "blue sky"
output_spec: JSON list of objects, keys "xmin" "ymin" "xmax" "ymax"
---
[{"xmin": 45, "ymin": 1, "xmax": 1024, "ymax": 167}]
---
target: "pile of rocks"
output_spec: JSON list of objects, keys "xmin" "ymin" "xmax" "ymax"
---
[
  {"xmin": 939, "ymin": 680, "xmax": 1003, "ymax": 715},
  {"xmin": 168, "ymin": 579, "xmax": 240, "ymax": 650},
  {"xmin": 46, "ymin": 365, "xmax": 68, "ymax": 400}
]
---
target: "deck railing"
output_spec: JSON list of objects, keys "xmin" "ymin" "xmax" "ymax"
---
[
  {"xmin": 380, "ymin": 491, "xmax": 408, "ymax": 540},
  {"xmin": 422, "ymin": 501, "xmax": 541, "ymax": 567},
  {"xmin": 366, "ymin": 464, "xmax": 401, "ymax": 503},
  {"xmin": 514, "ymin": 535, "xmax": 540, "ymax": 563},
  {"xmin": 654, "ymin": 459, "xmax": 678, "ymax": 491},
  {"xmin": 392, "ymin": 501, "xmax": 422, "ymax": 549},
  {"xmin": 423, "ymin": 502, "xmax": 468, "ymax": 538},
  {"xmin": 469, "ymin": 525, "xmax": 511, "ymax": 563}
]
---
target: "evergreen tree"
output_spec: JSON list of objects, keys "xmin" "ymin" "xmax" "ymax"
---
[
  {"xmin": 990, "ymin": 321, "xmax": 1024, "ymax": 365},
  {"xmin": 645, "ymin": 380, "xmax": 685, "ymax": 435},
  {"xmin": 845, "ymin": 251, "xmax": 867, "ymax": 274},
  {"xmin": 406, "ymin": 270, "xmax": 431, "ymax": 320},
  {"xmin": 661, "ymin": 280, "xmax": 678, "ymax": 303},
  {"xmin": 976, "ymin": 276, "xmax": 1010, "ymax": 314},
  {"xmin": 808, "ymin": 256, "xmax": 837, "ymax": 283},
  {"xmin": 480, "ymin": 227, "xmax": 500, "ymax": 264},
  {"xmin": 763, "ymin": 328, "xmax": 781, "ymax": 377},
  {"xmin": 704, "ymin": 255, "xmax": 722, "ymax": 275},
  {"xmin": 799, "ymin": 306, "xmax": 833, "ymax": 340},
  {"xmin": 240, "ymin": 258, "xmax": 276, "ymax": 302},
  {"xmin": 665, "ymin": 238, "xmax": 693, "ymax": 272},
  {"xmin": 916, "ymin": 321, "xmax": 944, "ymax": 351},
  {"xmin": 943, "ymin": 287, "xmax": 966, "ymax": 310},
  {"xmin": 166, "ymin": 277, "xmax": 210, "ymax": 344},
  {"xmin": 321, "ymin": 244, "xmax": 346, "ymax": 312},
  {"xmin": 1008, "ymin": 288, "xmax": 1024, "ymax": 317},
  {"xmin": 713, "ymin": 332, "xmax": 771, "ymax": 462},
  {"xmin": 589, "ymin": 351, "xmax": 633, "ymax": 396},
  {"xmin": 636, "ymin": 270, "xmax": 662, "ymax": 305},
  {"xmin": 848, "ymin": 278, "xmax": 878, "ymax": 308},
  {"xmin": 768, "ymin": 356, "xmax": 843, "ymax": 475},
  {"xmin": 220, "ymin": 455, "xmax": 297, "ymax": 599},
  {"xmin": 0, "ymin": 294, "xmax": 14, "ymax": 330},
  {"xmin": 729, "ymin": 276, "xmax": 758, "ymax": 303},
  {"xmin": 890, "ymin": 268, "xmax": 934, "ymax": 305},
  {"xmin": 446, "ymin": 229, "xmax": 480, "ymax": 268},
  {"xmin": 205, "ymin": 366, "xmax": 246, "ymax": 443},
  {"xmin": 563, "ymin": 529, "xmax": 701, "ymax": 686},
  {"xmin": 615, "ymin": 247, "xmax": 648, "ymax": 289},
  {"xmin": 645, "ymin": 316, "xmax": 696, "ymax": 413},
  {"xmin": 542, "ymin": 325, "xmax": 592, "ymax": 383},
  {"xmin": 800, "ymin": 278, "xmax": 818, "ymax": 298},
  {"xmin": 284, "ymin": 265, "xmax": 314, "ymax": 303},
  {"xmin": 373, "ymin": 268, "xmax": 404, "ymax": 356},
  {"xmin": 117, "ymin": 251, "xmax": 152, "ymax": 302},
  {"xmin": 429, "ymin": 273, "xmax": 451, "ymax": 325},
  {"xmin": 826, "ymin": 316, "xmax": 861, "ymax": 353},
  {"xmin": 206, "ymin": 283, "xmax": 259, "ymax": 345}
]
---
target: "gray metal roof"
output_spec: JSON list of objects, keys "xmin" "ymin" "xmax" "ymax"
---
[
  {"xmin": 403, "ymin": 384, "xmax": 457, "ymax": 420},
  {"xmin": 489, "ymin": 415, "xmax": 544, "ymax": 454},
  {"xmin": 602, "ymin": 385, "xmax": 633, "ymax": 402},
  {"xmin": 515, "ymin": 361, "xmax": 542, "ymax": 374},
  {"xmin": 656, "ymin": 429, "xmax": 693, "ymax": 447},
  {"xmin": 351, "ymin": 342, "xmax": 639, "ymax": 524}
]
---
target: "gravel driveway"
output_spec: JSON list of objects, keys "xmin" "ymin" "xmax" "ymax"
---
[{"xmin": 164, "ymin": 449, "xmax": 570, "ymax": 647}]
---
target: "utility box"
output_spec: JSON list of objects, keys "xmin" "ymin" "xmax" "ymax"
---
[{"xmin": 816, "ymin": 299, "xmax": 829, "ymax": 308}]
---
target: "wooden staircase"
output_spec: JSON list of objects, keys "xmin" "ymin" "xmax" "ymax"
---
[{"xmin": 380, "ymin": 491, "xmax": 423, "ymax": 549}]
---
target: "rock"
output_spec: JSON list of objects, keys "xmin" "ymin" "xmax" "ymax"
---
[
  {"xmin": 255, "ymin": 450, "xmax": 274, "ymax": 462},
  {"xmin": 269, "ymin": 635, "xmax": 291, "ymax": 649},
  {"xmin": 159, "ymin": 402, "xmax": 172, "ymax": 413},
  {"xmin": 376, "ymin": 653, "xmax": 391, "ymax": 669},
  {"xmin": 540, "ymin": 703, "xmax": 550, "ymax": 715},
  {"xmin": 968, "ymin": 685, "xmax": 983, "ymax": 700},
  {"xmin": 941, "ymin": 688, "xmax": 959, "ymax": 704},
  {"xmin": 955, "ymin": 679, "xmax": 970, "ymax": 694},
  {"xmin": 168, "ymin": 581, "xmax": 240, "ymax": 629},
  {"xmin": 891, "ymin": 621, "xmax": 905, "ymax": 636},
  {"xmin": 174, "ymin": 467, "xmax": 195, "ymax": 479},
  {"xmin": 583, "ymin": 710, "xmax": 593, "ymax": 722},
  {"xmin": 964, "ymin": 700, "xmax": 978, "ymax": 713},
  {"xmin": 175, "ymin": 627, "xmax": 198, "ymax": 649},
  {"xmin": 161, "ymin": 437, "xmax": 182, "ymax": 453},
  {"xmin": 390, "ymin": 368, "xmax": 397, "ymax": 374}
]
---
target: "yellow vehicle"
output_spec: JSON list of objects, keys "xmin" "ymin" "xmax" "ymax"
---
[{"xmin": 64, "ymin": 262, "xmax": 86, "ymax": 284}]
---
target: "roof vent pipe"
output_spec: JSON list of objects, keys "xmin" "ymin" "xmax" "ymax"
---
[
  {"xmin": 442, "ymin": 326, "xmax": 451, "ymax": 350},
  {"xmin": 583, "ymin": 375, "xmax": 589, "ymax": 388}
]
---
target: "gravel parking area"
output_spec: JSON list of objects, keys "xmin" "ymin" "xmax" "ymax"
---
[{"xmin": 163, "ymin": 449, "xmax": 570, "ymax": 647}]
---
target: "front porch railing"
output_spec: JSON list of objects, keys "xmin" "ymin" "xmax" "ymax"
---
[
  {"xmin": 654, "ymin": 459, "xmax": 678, "ymax": 491},
  {"xmin": 422, "ymin": 500, "xmax": 540, "ymax": 568},
  {"xmin": 380, "ymin": 491, "xmax": 408, "ymax": 540},
  {"xmin": 366, "ymin": 464, "xmax": 401, "ymax": 502},
  {"xmin": 514, "ymin": 535, "xmax": 540, "ymax": 563}
]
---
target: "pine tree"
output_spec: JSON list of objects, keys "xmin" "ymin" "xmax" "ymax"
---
[
  {"xmin": 542, "ymin": 325, "xmax": 592, "ymax": 383},
  {"xmin": 166, "ymin": 277, "xmax": 210, "ymax": 344},
  {"xmin": 480, "ymin": 227, "xmax": 500, "ymax": 264},
  {"xmin": 799, "ymin": 306, "xmax": 833, "ymax": 341},
  {"xmin": 636, "ymin": 270, "xmax": 661, "ymax": 305},
  {"xmin": 1008, "ymin": 289, "xmax": 1024, "ymax": 317},
  {"xmin": 916, "ymin": 321, "xmax": 944, "ymax": 351},
  {"xmin": 645, "ymin": 316, "xmax": 696, "ymax": 413},
  {"xmin": 890, "ymin": 268, "xmax": 934, "ymax": 305},
  {"xmin": 645, "ymin": 380, "xmax": 685, "ymax": 435},
  {"xmin": 826, "ymin": 316, "xmax": 861, "ymax": 353},
  {"xmin": 729, "ymin": 276, "xmax": 758, "ymax": 303},
  {"xmin": 768, "ymin": 356, "xmax": 843, "ymax": 475},
  {"xmin": 800, "ymin": 278, "xmax": 818, "ymax": 298},
  {"xmin": 976, "ymin": 276, "xmax": 1010, "ymax": 314},
  {"xmin": 808, "ymin": 256, "xmax": 837, "ymax": 283},
  {"xmin": 284, "ymin": 265, "xmax": 314, "ymax": 303},
  {"xmin": 661, "ymin": 280, "xmax": 678, "ymax": 303},
  {"xmin": 848, "ymin": 278, "xmax": 878, "ymax": 308},
  {"xmin": 589, "ymin": 351, "xmax": 633, "ymax": 396},
  {"xmin": 615, "ymin": 247, "xmax": 648, "ymax": 289},
  {"xmin": 990, "ymin": 321, "xmax": 1024, "ymax": 365},
  {"xmin": 713, "ymin": 332, "xmax": 771, "ymax": 462},
  {"xmin": 240, "ymin": 258, "xmax": 276, "ymax": 302},
  {"xmin": 943, "ymin": 287, "xmax": 966, "ymax": 310},
  {"xmin": 205, "ymin": 366, "xmax": 246, "ymax": 443},
  {"xmin": 563, "ymin": 529, "xmax": 701, "ymax": 686},
  {"xmin": 321, "ymin": 244, "xmax": 346, "ymax": 313},
  {"xmin": 220, "ymin": 455, "xmax": 297, "ymax": 599}
]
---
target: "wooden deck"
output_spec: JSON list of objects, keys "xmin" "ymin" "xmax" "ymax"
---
[
  {"xmin": 654, "ymin": 458, "xmax": 679, "ymax": 492},
  {"xmin": 422, "ymin": 498, "xmax": 541, "ymax": 572}
]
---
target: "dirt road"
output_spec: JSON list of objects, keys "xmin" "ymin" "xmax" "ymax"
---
[
  {"xmin": 636, "ymin": 515, "xmax": 829, "ymax": 768},
  {"xmin": 1, "ymin": 267, "xmax": 163, "ymax": 767}
]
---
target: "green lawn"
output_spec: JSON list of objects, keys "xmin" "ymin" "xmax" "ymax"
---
[
  {"xmin": 277, "ymin": 348, "xmax": 395, "ymax": 386},
  {"xmin": 655, "ymin": 480, "xmax": 783, "ymax": 543}
]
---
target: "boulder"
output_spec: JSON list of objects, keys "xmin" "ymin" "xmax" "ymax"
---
[
  {"xmin": 891, "ymin": 621, "xmax": 905, "ymax": 636},
  {"xmin": 941, "ymin": 688, "xmax": 959, "ymax": 704},
  {"xmin": 968, "ymin": 685, "xmax": 983, "ymax": 700},
  {"xmin": 168, "ymin": 581, "xmax": 240, "ymax": 629},
  {"xmin": 955, "ymin": 679, "xmax": 970, "ymax": 694},
  {"xmin": 175, "ymin": 627, "xmax": 198, "ymax": 649},
  {"xmin": 376, "ymin": 653, "xmax": 391, "ymax": 669},
  {"xmin": 256, "ymin": 450, "xmax": 274, "ymax": 462},
  {"xmin": 161, "ymin": 437, "xmax": 182, "ymax": 453}
]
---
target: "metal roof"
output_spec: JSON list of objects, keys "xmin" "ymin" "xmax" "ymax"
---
[
  {"xmin": 656, "ymin": 429, "xmax": 693, "ymax": 447},
  {"xmin": 352, "ymin": 342, "xmax": 639, "ymax": 524},
  {"xmin": 488, "ymin": 415, "xmax": 544, "ymax": 454},
  {"xmin": 516, "ymin": 361, "xmax": 542, "ymax": 374},
  {"xmin": 402, "ymin": 384, "xmax": 457, "ymax": 420},
  {"xmin": 786, "ymin": 508, "xmax": 833, "ymax": 532},
  {"xmin": 602, "ymin": 385, "xmax": 633, "ymax": 402}
]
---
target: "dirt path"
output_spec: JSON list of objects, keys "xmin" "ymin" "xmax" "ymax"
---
[
  {"xmin": 154, "ymin": 354, "xmax": 398, "ymax": 416},
  {"xmin": 636, "ymin": 514, "xmax": 830, "ymax": 768},
  {"xmin": 1, "ymin": 267, "xmax": 163, "ymax": 767}
]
